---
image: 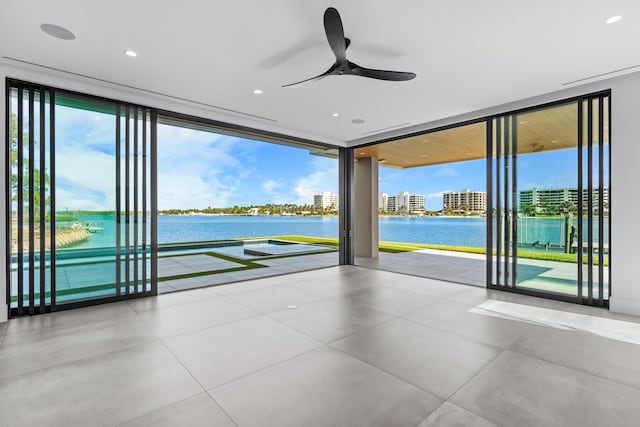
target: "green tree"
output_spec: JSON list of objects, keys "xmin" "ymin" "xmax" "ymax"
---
[
  {"xmin": 559, "ymin": 201, "xmax": 577, "ymax": 215},
  {"xmin": 10, "ymin": 113, "xmax": 51, "ymax": 220}
]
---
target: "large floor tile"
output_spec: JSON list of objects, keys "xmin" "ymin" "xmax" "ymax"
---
[
  {"xmin": 451, "ymin": 350, "xmax": 640, "ymax": 427},
  {"xmin": 417, "ymin": 402, "xmax": 499, "ymax": 427},
  {"xmin": 136, "ymin": 296, "xmax": 257, "ymax": 338},
  {"xmin": 165, "ymin": 316, "xmax": 322, "ymax": 390},
  {"xmin": 332, "ymin": 318, "xmax": 501, "ymax": 399},
  {"xmin": 383, "ymin": 276, "xmax": 473, "ymax": 298},
  {"xmin": 0, "ymin": 315, "xmax": 157, "ymax": 379},
  {"xmin": 0, "ymin": 342, "xmax": 202, "ymax": 427},
  {"xmin": 206, "ymin": 274, "xmax": 298, "ymax": 296},
  {"xmin": 269, "ymin": 297, "xmax": 393, "ymax": 343},
  {"xmin": 210, "ymin": 347, "xmax": 442, "ymax": 427},
  {"xmin": 4, "ymin": 302, "xmax": 135, "ymax": 336},
  {"xmin": 343, "ymin": 286, "xmax": 442, "ymax": 316},
  {"xmin": 127, "ymin": 288, "xmax": 212, "ymax": 313},
  {"xmin": 119, "ymin": 393, "xmax": 235, "ymax": 427},
  {"xmin": 510, "ymin": 324, "xmax": 640, "ymax": 389},
  {"xmin": 225, "ymin": 284, "xmax": 324, "ymax": 313},
  {"xmin": 292, "ymin": 275, "xmax": 378, "ymax": 297},
  {"xmin": 402, "ymin": 300, "xmax": 531, "ymax": 348}
]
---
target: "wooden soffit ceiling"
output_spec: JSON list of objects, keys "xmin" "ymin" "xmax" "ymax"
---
[{"xmin": 355, "ymin": 99, "xmax": 609, "ymax": 169}]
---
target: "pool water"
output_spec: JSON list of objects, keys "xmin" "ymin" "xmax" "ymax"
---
[{"xmin": 208, "ymin": 240, "xmax": 333, "ymax": 259}]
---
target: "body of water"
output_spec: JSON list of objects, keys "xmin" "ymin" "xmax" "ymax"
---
[{"xmin": 66, "ymin": 214, "xmax": 607, "ymax": 250}]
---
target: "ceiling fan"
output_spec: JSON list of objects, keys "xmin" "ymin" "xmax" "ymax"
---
[{"xmin": 282, "ymin": 7, "xmax": 416, "ymax": 87}]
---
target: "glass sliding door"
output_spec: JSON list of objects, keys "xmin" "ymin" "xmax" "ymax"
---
[
  {"xmin": 514, "ymin": 102, "xmax": 579, "ymax": 297},
  {"xmin": 54, "ymin": 94, "xmax": 119, "ymax": 302},
  {"xmin": 7, "ymin": 85, "xmax": 53, "ymax": 314},
  {"xmin": 489, "ymin": 93, "xmax": 610, "ymax": 306},
  {"xmin": 579, "ymin": 95, "xmax": 610, "ymax": 305},
  {"xmin": 6, "ymin": 80, "xmax": 155, "ymax": 316}
]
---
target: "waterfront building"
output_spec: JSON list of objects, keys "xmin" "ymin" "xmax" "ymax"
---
[
  {"xmin": 378, "ymin": 193, "xmax": 388, "ymax": 212},
  {"xmin": 408, "ymin": 194, "xmax": 426, "ymax": 213},
  {"xmin": 314, "ymin": 192, "xmax": 339, "ymax": 212},
  {"xmin": 379, "ymin": 192, "xmax": 425, "ymax": 213},
  {"xmin": 386, "ymin": 195, "xmax": 397, "ymax": 212},
  {"xmin": 443, "ymin": 189, "xmax": 486, "ymax": 214},
  {"xmin": 519, "ymin": 188, "xmax": 609, "ymax": 212}
]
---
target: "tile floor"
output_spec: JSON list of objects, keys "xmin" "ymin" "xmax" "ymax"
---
[
  {"xmin": 1, "ymin": 266, "xmax": 639, "ymax": 426},
  {"xmin": 357, "ymin": 249, "xmax": 610, "ymax": 298}
]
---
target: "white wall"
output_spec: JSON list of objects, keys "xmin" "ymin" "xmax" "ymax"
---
[{"xmin": 1, "ymin": 63, "xmax": 640, "ymax": 321}]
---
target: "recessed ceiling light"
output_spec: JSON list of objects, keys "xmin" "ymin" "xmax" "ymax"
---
[
  {"xmin": 359, "ymin": 152, "xmax": 366, "ymax": 155},
  {"xmin": 466, "ymin": 152, "xmax": 473, "ymax": 155},
  {"xmin": 40, "ymin": 23, "xmax": 75, "ymax": 40},
  {"xmin": 420, "ymin": 154, "xmax": 429, "ymax": 158},
  {"xmin": 124, "ymin": 49, "xmax": 137, "ymax": 57},
  {"xmin": 253, "ymin": 89, "xmax": 263, "ymax": 94},
  {"xmin": 551, "ymin": 140, "xmax": 560, "ymax": 143},
  {"xmin": 519, "ymin": 120, "xmax": 529, "ymax": 124},
  {"xmin": 332, "ymin": 113, "xmax": 340, "ymax": 117},
  {"xmin": 606, "ymin": 15, "xmax": 622, "ymax": 24}
]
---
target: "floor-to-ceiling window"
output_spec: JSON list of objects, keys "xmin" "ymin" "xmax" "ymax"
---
[
  {"xmin": 6, "ymin": 80, "xmax": 153, "ymax": 315},
  {"xmin": 351, "ymin": 92, "xmax": 610, "ymax": 307},
  {"xmin": 489, "ymin": 92, "xmax": 610, "ymax": 306}
]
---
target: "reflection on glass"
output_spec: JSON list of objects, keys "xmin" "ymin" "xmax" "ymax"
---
[{"xmin": 54, "ymin": 96, "xmax": 118, "ymax": 302}]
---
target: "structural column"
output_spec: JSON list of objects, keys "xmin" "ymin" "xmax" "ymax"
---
[{"xmin": 354, "ymin": 157, "xmax": 379, "ymax": 258}]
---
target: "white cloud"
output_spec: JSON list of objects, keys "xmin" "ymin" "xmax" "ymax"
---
[
  {"xmin": 157, "ymin": 125, "xmax": 245, "ymax": 209},
  {"xmin": 55, "ymin": 146, "xmax": 117, "ymax": 210},
  {"xmin": 261, "ymin": 179, "xmax": 280, "ymax": 193},
  {"xmin": 292, "ymin": 157, "xmax": 338, "ymax": 205}
]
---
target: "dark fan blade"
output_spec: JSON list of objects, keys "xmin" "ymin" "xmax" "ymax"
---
[
  {"xmin": 350, "ymin": 63, "xmax": 416, "ymax": 81},
  {"xmin": 282, "ymin": 64, "xmax": 338, "ymax": 87},
  {"xmin": 324, "ymin": 7, "xmax": 347, "ymax": 63}
]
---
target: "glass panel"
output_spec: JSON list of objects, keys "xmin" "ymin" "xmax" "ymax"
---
[
  {"xmin": 9, "ymin": 88, "xmax": 53, "ymax": 311},
  {"xmin": 601, "ymin": 96, "xmax": 610, "ymax": 300},
  {"xmin": 54, "ymin": 95, "xmax": 117, "ymax": 303},
  {"xmin": 515, "ymin": 102, "xmax": 579, "ymax": 296}
]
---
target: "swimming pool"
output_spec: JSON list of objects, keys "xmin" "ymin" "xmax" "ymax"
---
[{"xmin": 208, "ymin": 239, "xmax": 333, "ymax": 259}]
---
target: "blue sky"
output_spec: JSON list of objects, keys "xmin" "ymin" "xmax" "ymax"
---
[
  {"xmin": 53, "ymin": 105, "xmax": 607, "ymax": 211},
  {"xmin": 156, "ymin": 125, "xmax": 339, "ymax": 209}
]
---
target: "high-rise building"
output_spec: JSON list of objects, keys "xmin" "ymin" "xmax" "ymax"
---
[
  {"xmin": 408, "ymin": 194, "xmax": 426, "ymax": 213},
  {"xmin": 443, "ymin": 189, "xmax": 486, "ymax": 213},
  {"xmin": 378, "ymin": 193, "xmax": 388, "ymax": 212},
  {"xmin": 378, "ymin": 192, "xmax": 425, "ymax": 213},
  {"xmin": 519, "ymin": 188, "xmax": 609, "ymax": 211},
  {"xmin": 386, "ymin": 195, "xmax": 397, "ymax": 213},
  {"xmin": 314, "ymin": 192, "xmax": 338, "ymax": 211},
  {"xmin": 397, "ymin": 192, "xmax": 410, "ymax": 213}
]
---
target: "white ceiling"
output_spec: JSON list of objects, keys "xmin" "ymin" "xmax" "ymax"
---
[{"xmin": 1, "ymin": 0, "xmax": 639, "ymax": 146}]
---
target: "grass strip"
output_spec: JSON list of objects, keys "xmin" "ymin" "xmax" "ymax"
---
[{"xmin": 270, "ymin": 235, "xmax": 608, "ymax": 266}]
